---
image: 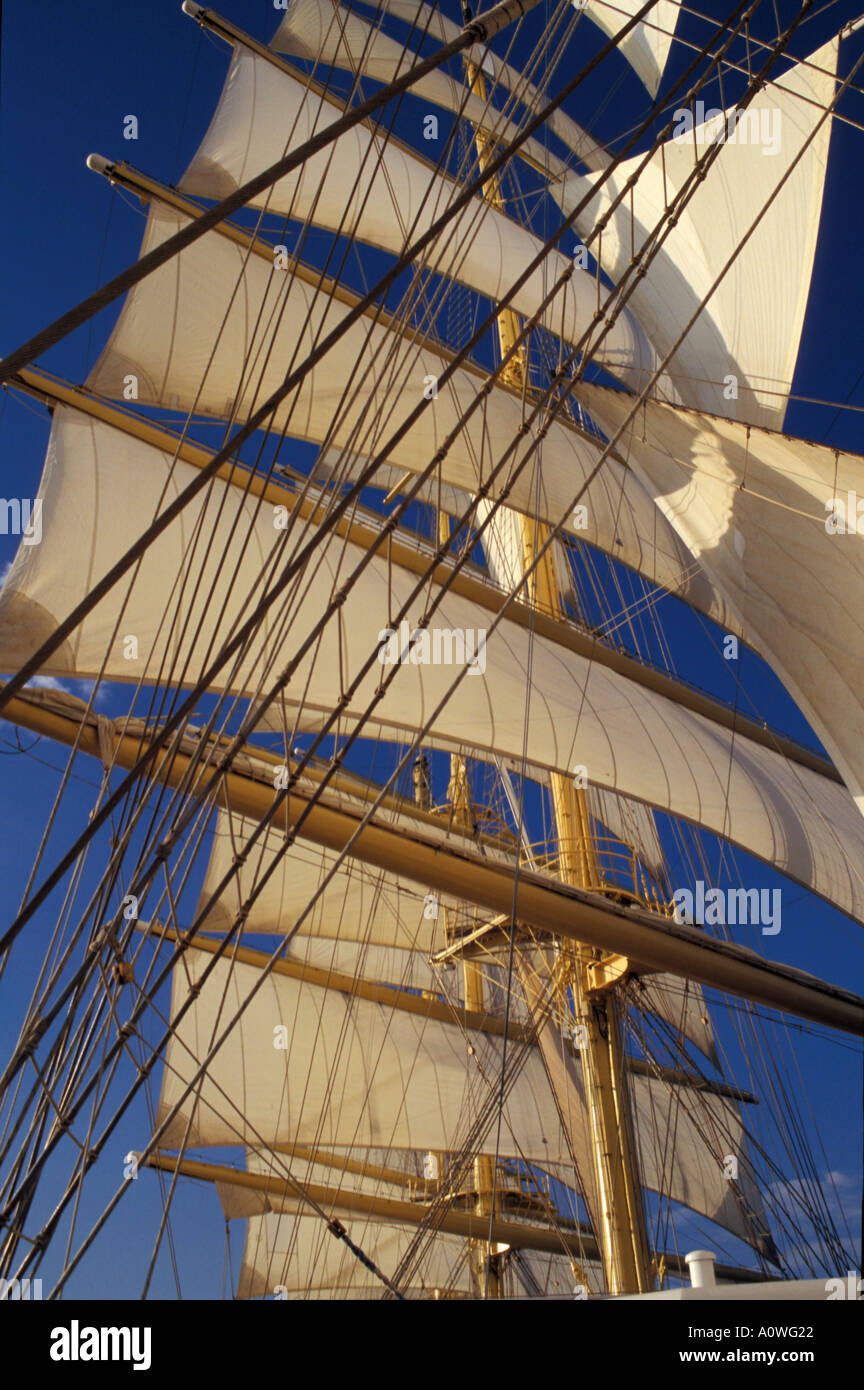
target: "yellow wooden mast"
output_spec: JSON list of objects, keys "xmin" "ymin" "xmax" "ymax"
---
[{"xmin": 461, "ymin": 56, "xmax": 651, "ymax": 1294}]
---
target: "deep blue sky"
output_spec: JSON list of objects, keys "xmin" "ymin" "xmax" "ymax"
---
[{"xmin": 1, "ymin": 0, "xmax": 862, "ymax": 1298}]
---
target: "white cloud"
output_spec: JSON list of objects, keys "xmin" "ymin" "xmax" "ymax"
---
[
  {"xmin": 769, "ymin": 1169, "xmax": 861, "ymax": 1274},
  {"xmin": 25, "ymin": 675, "xmax": 71, "ymax": 693}
]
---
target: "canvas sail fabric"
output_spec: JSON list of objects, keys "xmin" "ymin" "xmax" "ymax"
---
[
  {"xmin": 356, "ymin": 0, "xmax": 609, "ymax": 169},
  {"xmin": 198, "ymin": 807, "xmax": 715, "ymax": 1057},
  {"xmin": 198, "ymin": 816, "xmax": 456, "ymax": 954},
  {"xmin": 155, "ymin": 944, "xmax": 573, "ymax": 1162},
  {"xmin": 584, "ymin": 0, "xmax": 680, "ymax": 97},
  {"xmin": 468, "ymin": 519, "xmax": 716, "ymax": 1066},
  {"xmin": 630, "ymin": 1075, "xmax": 775, "ymax": 1260},
  {"xmin": 233, "ymin": 1208, "xmax": 473, "ymax": 1297},
  {"xmin": 475, "ymin": 498, "xmax": 575, "ymax": 606},
  {"xmin": 157, "ymin": 945, "xmax": 770, "ymax": 1248},
  {"xmin": 555, "ymin": 41, "xmax": 839, "ymax": 428},
  {"xmin": 178, "ymin": 48, "xmax": 654, "ymax": 380},
  {"xmin": 3, "ymin": 408, "xmax": 864, "ymax": 921},
  {"xmin": 586, "ymin": 781, "xmax": 668, "ymax": 893},
  {"xmin": 269, "ymin": 0, "xmax": 578, "ymax": 178},
  {"xmin": 282, "ymin": 931, "xmax": 460, "ymax": 1002},
  {"xmin": 578, "ymin": 383, "xmax": 864, "ymax": 818},
  {"xmin": 632, "ymin": 973, "xmax": 718, "ymax": 1066},
  {"xmin": 518, "ymin": 957, "xmax": 767, "ymax": 1253},
  {"xmin": 472, "ymin": 510, "xmax": 672, "ymax": 900},
  {"xmin": 221, "ymin": 1148, "xmax": 594, "ymax": 1298},
  {"xmin": 222, "ymin": 1146, "xmax": 591, "ymax": 1297},
  {"xmin": 217, "ymin": 1146, "xmax": 475, "ymax": 1296},
  {"xmin": 515, "ymin": 950, "xmax": 601, "ymax": 1224},
  {"xmin": 199, "ymin": 807, "xmax": 526, "ymax": 982},
  {"xmin": 85, "ymin": 207, "xmax": 710, "ymax": 607}
]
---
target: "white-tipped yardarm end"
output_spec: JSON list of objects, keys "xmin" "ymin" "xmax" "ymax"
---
[
  {"xmin": 86, "ymin": 153, "xmax": 113, "ymax": 177},
  {"xmin": 182, "ymin": 1, "xmax": 205, "ymax": 18}
]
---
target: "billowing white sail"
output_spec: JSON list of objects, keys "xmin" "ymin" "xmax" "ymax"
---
[
  {"xmin": 221, "ymin": 1144, "xmax": 591, "ymax": 1297},
  {"xmin": 155, "ymin": 945, "xmax": 573, "ymax": 1162},
  {"xmin": 3, "ymin": 407, "xmax": 864, "ymax": 921},
  {"xmin": 85, "ymin": 197, "xmax": 652, "ymax": 422},
  {"xmin": 579, "ymin": 382, "xmax": 864, "ymax": 817},
  {"xmin": 633, "ymin": 973, "xmax": 717, "ymax": 1066},
  {"xmin": 586, "ymin": 1, "xmax": 679, "ymax": 97},
  {"xmin": 85, "ymin": 207, "xmax": 709, "ymax": 605},
  {"xmin": 359, "ymin": 0, "xmax": 609, "ymax": 168},
  {"xmin": 555, "ymin": 41, "xmax": 838, "ymax": 427},
  {"xmin": 216, "ymin": 1146, "xmax": 475, "ymax": 1296},
  {"xmin": 157, "ymin": 945, "xmax": 771, "ymax": 1247},
  {"xmin": 199, "ymin": 818, "xmax": 452, "ymax": 953},
  {"xmin": 179, "ymin": 48, "xmax": 641, "ymax": 373},
  {"xmin": 269, "ymin": 0, "xmax": 578, "ymax": 177},
  {"xmin": 233, "ymin": 1209, "xmax": 472, "ymax": 1298},
  {"xmin": 630, "ymin": 1076, "xmax": 772, "ymax": 1256}
]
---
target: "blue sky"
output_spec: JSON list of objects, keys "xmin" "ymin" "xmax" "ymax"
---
[{"xmin": 1, "ymin": 0, "xmax": 862, "ymax": 1297}]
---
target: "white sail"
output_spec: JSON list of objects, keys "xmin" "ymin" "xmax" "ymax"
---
[
  {"xmin": 199, "ymin": 818, "xmax": 453, "ymax": 953},
  {"xmin": 476, "ymin": 498, "xmax": 574, "ymax": 604},
  {"xmin": 555, "ymin": 41, "xmax": 838, "ymax": 427},
  {"xmin": 631, "ymin": 1076, "xmax": 772, "ymax": 1256},
  {"xmin": 179, "ymin": 48, "xmax": 642, "ymax": 373},
  {"xmin": 232, "ymin": 1209, "xmax": 472, "ymax": 1298},
  {"xmin": 199, "ymin": 807, "xmax": 715, "ymax": 1058},
  {"xmin": 220, "ymin": 1146, "xmax": 596, "ymax": 1298},
  {"xmin": 633, "ymin": 973, "xmax": 717, "ymax": 1066},
  {"xmin": 84, "ymin": 207, "xmax": 709, "ymax": 605},
  {"xmin": 586, "ymin": 782, "xmax": 667, "ymax": 891},
  {"xmin": 155, "ymin": 944, "xmax": 574, "ymax": 1163},
  {"xmin": 579, "ymin": 383, "xmax": 864, "ymax": 817},
  {"xmin": 157, "ymin": 945, "xmax": 770, "ymax": 1247},
  {"xmin": 269, "ymin": 0, "xmax": 576, "ymax": 177},
  {"xmin": 2, "ymin": 0, "xmax": 859, "ymax": 1309},
  {"xmin": 359, "ymin": 0, "xmax": 609, "ymax": 168},
  {"xmin": 586, "ymin": 1, "xmax": 679, "ymax": 97},
  {"xmin": 3, "ymin": 408, "xmax": 864, "ymax": 922}
]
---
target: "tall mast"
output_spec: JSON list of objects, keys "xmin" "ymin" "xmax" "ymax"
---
[
  {"xmin": 462, "ymin": 47, "xmax": 650, "ymax": 1293},
  {"xmin": 412, "ymin": 736, "xmax": 503, "ymax": 1297}
]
